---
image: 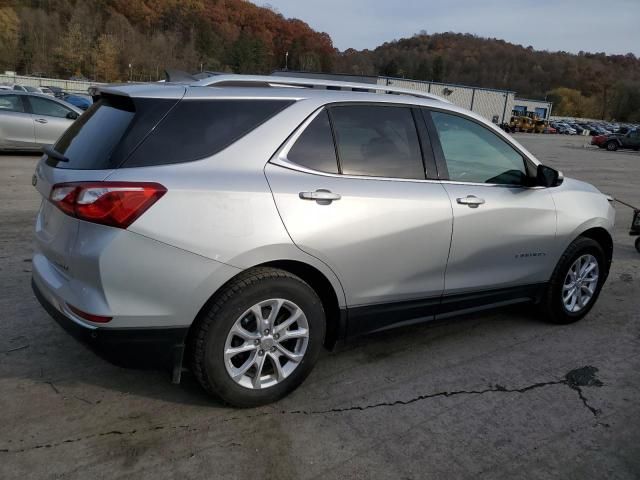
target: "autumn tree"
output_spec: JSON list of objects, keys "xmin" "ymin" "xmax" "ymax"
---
[
  {"xmin": 94, "ymin": 34, "xmax": 119, "ymax": 82},
  {"xmin": 0, "ymin": 6, "xmax": 19, "ymax": 71},
  {"xmin": 53, "ymin": 21, "xmax": 88, "ymax": 77}
]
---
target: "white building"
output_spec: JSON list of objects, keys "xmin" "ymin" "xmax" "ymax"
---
[
  {"xmin": 275, "ymin": 71, "xmax": 553, "ymax": 123},
  {"xmin": 380, "ymin": 77, "xmax": 553, "ymax": 123}
]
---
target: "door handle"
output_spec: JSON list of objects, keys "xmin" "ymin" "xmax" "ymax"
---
[
  {"xmin": 456, "ymin": 195, "xmax": 485, "ymax": 208},
  {"xmin": 299, "ymin": 189, "xmax": 341, "ymax": 204},
  {"xmin": 35, "ymin": 118, "xmax": 48, "ymax": 124}
]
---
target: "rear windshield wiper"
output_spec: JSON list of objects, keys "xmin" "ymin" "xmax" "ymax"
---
[{"xmin": 43, "ymin": 145, "xmax": 69, "ymax": 163}]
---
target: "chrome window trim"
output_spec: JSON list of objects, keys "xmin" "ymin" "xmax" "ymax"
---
[{"xmin": 270, "ymin": 102, "xmax": 545, "ymax": 190}]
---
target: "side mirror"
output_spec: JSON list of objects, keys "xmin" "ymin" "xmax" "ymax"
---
[
  {"xmin": 537, "ymin": 164, "xmax": 564, "ymax": 188},
  {"xmin": 66, "ymin": 111, "xmax": 79, "ymax": 120}
]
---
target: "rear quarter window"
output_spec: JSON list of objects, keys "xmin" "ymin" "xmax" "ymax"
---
[{"xmin": 124, "ymin": 99, "xmax": 294, "ymax": 167}]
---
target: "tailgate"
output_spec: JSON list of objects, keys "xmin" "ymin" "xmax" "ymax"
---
[{"xmin": 33, "ymin": 159, "xmax": 114, "ymax": 278}]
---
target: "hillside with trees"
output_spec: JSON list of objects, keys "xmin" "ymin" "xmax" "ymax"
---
[
  {"xmin": 335, "ymin": 33, "xmax": 640, "ymax": 121},
  {"xmin": 0, "ymin": 0, "xmax": 334, "ymax": 82},
  {"xmin": 1, "ymin": 1, "xmax": 639, "ymax": 120}
]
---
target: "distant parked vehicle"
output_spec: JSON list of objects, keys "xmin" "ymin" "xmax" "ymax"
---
[
  {"xmin": 556, "ymin": 124, "xmax": 577, "ymax": 135},
  {"xmin": 44, "ymin": 86, "xmax": 65, "ymax": 99},
  {"xmin": 569, "ymin": 124, "xmax": 586, "ymax": 135},
  {"xmin": 12, "ymin": 84, "xmax": 50, "ymax": 95},
  {"xmin": 62, "ymin": 93, "xmax": 93, "ymax": 111},
  {"xmin": 591, "ymin": 129, "xmax": 640, "ymax": 151},
  {"xmin": 0, "ymin": 91, "xmax": 82, "ymax": 151},
  {"xmin": 40, "ymin": 87, "xmax": 55, "ymax": 97}
]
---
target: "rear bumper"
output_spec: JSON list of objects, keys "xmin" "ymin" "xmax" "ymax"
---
[{"xmin": 32, "ymin": 278, "xmax": 188, "ymax": 371}]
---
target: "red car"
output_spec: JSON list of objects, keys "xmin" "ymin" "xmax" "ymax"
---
[{"xmin": 591, "ymin": 135, "xmax": 608, "ymax": 148}]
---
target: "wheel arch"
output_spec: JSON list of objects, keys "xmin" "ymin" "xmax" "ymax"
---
[
  {"xmin": 578, "ymin": 227, "xmax": 613, "ymax": 272},
  {"xmin": 186, "ymin": 259, "xmax": 346, "ymax": 360},
  {"xmin": 257, "ymin": 260, "xmax": 346, "ymax": 349}
]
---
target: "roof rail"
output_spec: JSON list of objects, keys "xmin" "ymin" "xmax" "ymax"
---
[{"xmin": 190, "ymin": 74, "xmax": 448, "ymax": 103}]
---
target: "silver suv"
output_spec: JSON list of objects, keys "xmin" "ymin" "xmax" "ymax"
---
[{"xmin": 32, "ymin": 75, "xmax": 615, "ymax": 407}]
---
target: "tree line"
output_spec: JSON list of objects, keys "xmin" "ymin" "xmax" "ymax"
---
[{"xmin": 1, "ymin": 1, "xmax": 639, "ymax": 121}]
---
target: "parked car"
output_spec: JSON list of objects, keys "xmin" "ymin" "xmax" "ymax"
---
[
  {"xmin": 591, "ymin": 129, "xmax": 640, "ymax": 151},
  {"xmin": 31, "ymin": 75, "xmax": 615, "ymax": 407},
  {"xmin": 62, "ymin": 93, "xmax": 93, "ymax": 110},
  {"xmin": 569, "ymin": 124, "xmax": 586, "ymax": 135},
  {"xmin": 12, "ymin": 84, "xmax": 51, "ymax": 95},
  {"xmin": 556, "ymin": 123, "xmax": 577, "ymax": 135},
  {"xmin": 0, "ymin": 91, "xmax": 82, "ymax": 151},
  {"xmin": 44, "ymin": 86, "xmax": 65, "ymax": 99}
]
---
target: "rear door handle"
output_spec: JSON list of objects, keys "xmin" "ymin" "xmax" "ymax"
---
[
  {"xmin": 456, "ymin": 195, "xmax": 485, "ymax": 208},
  {"xmin": 35, "ymin": 118, "xmax": 48, "ymax": 124},
  {"xmin": 299, "ymin": 189, "xmax": 341, "ymax": 204}
]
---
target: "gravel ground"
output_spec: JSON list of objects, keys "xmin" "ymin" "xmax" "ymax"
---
[{"xmin": 1, "ymin": 135, "xmax": 639, "ymax": 479}]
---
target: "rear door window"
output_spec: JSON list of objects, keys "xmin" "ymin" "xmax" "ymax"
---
[
  {"xmin": 125, "ymin": 100, "xmax": 294, "ymax": 167},
  {"xmin": 286, "ymin": 110, "xmax": 338, "ymax": 173},
  {"xmin": 329, "ymin": 105, "xmax": 425, "ymax": 179},
  {"xmin": 0, "ymin": 94, "xmax": 25, "ymax": 113},
  {"xmin": 28, "ymin": 96, "xmax": 73, "ymax": 119}
]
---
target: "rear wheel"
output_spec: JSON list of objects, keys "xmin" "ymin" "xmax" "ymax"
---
[
  {"xmin": 191, "ymin": 267, "xmax": 325, "ymax": 407},
  {"xmin": 606, "ymin": 141, "xmax": 618, "ymax": 151},
  {"xmin": 541, "ymin": 237, "xmax": 606, "ymax": 324}
]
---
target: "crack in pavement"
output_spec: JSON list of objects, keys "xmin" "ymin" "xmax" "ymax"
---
[{"xmin": 0, "ymin": 366, "xmax": 603, "ymax": 454}]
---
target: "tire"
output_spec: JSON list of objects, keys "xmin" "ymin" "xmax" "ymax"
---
[
  {"xmin": 541, "ymin": 237, "xmax": 607, "ymax": 324},
  {"xmin": 190, "ymin": 267, "xmax": 325, "ymax": 407},
  {"xmin": 606, "ymin": 141, "xmax": 618, "ymax": 151},
  {"xmin": 635, "ymin": 237, "xmax": 640, "ymax": 253}
]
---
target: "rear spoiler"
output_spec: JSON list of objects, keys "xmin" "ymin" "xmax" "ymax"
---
[{"xmin": 164, "ymin": 69, "xmax": 197, "ymax": 83}]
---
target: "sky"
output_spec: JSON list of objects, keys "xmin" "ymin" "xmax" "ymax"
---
[{"xmin": 260, "ymin": 0, "xmax": 640, "ymax": 56}]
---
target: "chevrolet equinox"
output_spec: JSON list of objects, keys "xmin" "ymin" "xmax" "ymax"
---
[{"xmin": 32, "ymin": 75, "xmax": 615, "ymax": 407}]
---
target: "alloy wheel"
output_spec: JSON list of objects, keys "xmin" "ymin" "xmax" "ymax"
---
[
  {"xmin": 224, "ymin": 298, "xmax": 309, "ymax": 389},
  {"xmin": 562, "ymin": 254, "xmax": 599, "ymax": 313}
]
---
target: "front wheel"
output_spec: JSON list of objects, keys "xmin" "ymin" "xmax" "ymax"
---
[
  {"xmin": 635, "ymin": 237, "xmax": 640, "ymax": 253},
  {"xmin": 606, "ymin": 141, "xmax": 618, "ymax": 151},
  {"xmin": 190, "ymin": 267, "xmax": 326, "ymax": 407},
  {"xmin": 541, "ymin": 237, "xmax": 607, "ymax": 324}
]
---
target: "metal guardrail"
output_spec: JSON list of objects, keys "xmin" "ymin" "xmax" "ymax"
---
[{"xmin": 0, "ymin": 74, "xmax": 104, "ymax": 94}]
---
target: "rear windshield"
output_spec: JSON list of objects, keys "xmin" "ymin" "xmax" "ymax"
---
[
  {"xmin": 124, "ymin": 99, "xmax": 294, "ymax": 168},
  {"xmin": 53, "ymin": 97, "xmax": 293, "ymax": 169}
]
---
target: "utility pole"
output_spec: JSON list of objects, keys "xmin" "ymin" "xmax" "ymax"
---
[{"xmin": 285, "ymin": 51, "xmax": 289, "ymax": 71}]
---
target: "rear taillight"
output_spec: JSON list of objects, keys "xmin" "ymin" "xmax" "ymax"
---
[{"xmin": 49, "ymin": 182, "xmax": 166, "ymax": 229}]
